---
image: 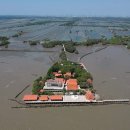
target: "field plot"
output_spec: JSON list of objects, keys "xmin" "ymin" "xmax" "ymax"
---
[{"xmin": 0, "ymin": 17, "xmax": 130, "ymax": 46}]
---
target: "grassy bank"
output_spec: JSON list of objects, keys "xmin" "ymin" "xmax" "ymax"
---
[
  {"xmin": 42, "ymin": 40, "xmax": 79, "ymax": 53},
  {"xmin": 41, "ymin": 35, "xmax": 130, "ymax": 52}
]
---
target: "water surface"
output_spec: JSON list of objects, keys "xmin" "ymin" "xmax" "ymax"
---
[{"xmin": 0, "ymin": 46, "xmax": 130, "ymax": 130}]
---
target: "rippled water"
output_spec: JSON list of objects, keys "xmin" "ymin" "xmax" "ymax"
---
[{"xmin": 0, "ymin": 46, "xmax": 130, "ymax": 130}]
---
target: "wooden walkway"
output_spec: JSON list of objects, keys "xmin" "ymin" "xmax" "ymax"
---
[
  {"xmin": 10, "ymin": 98, "xmax": 130, "ymax": 109},
  {"xmin": 24, "ymin": 99, "xmax": 130, "ymax": 105}
]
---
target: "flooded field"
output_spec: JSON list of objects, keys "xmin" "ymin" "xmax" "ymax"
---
[
  {"xmin": 0, "ymin": 17, "xmax": 130, "ymax": 43},
  {"xmin": 0, "ymin": 45, "xmax": 130, "ymax": 130}
]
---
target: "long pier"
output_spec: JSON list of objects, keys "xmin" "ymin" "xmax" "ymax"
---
[
  {"xmin": 14, "ymin": 84, "xmax": 30, "ymax": 99},
  {"xmin": 10, "ymin": 98, "xmax": 130, "ymax": 109},
  {"xmin": 24, "ymin": 99, "xmax": 130, "ymax": 105}
]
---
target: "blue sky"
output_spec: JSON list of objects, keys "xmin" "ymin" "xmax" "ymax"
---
[{"xmin": 0, "ymin": 0, "xmax": 130, "ymax": 17}]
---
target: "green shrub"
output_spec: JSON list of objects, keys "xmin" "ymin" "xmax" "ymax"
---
[
  {"xmin": 42, "ymin": 40, "xmax": 63, "ymax": 48},
  {"xmin": 29, "ymin": 41, "xmax": 38, "ymax": 45},
  {"xmin": 42, "ymin": 91, "xmax": 54, "ymax": 95},
  {"xmin": 12, "ymin": 34, "xmax": 19, "ymax": 37},
  {"xmin": 127, "ymin": 43, "xmax": 130, "ymax": 49},
  {"xmin": 12, "ymin": 31, "xmax": 24, "ymax": 37},
  {"xmin": 42, "ymin": 41, "xmax": 56, "ymax": 48},
  {"xmin": 0, "ymin": 38, "xmax": 10, "ymax": 46},
  {"xmin": 0, "ymin": 36, "xmax": 9, "ymax": 41},
  {"xmin": 82, "ymin": 39, "xmax": 100, "ymax": 46},
  {"xmin": 32, "ymin": 77, "xmax": 43, "ymax": 94},
  {"xmin": 59, "ymin": 51, "xmax": 67, "ymax": 61},
  {"xmin": 63, "ymin": 41, "xmax": 78, "ymax": 54},
  {"xmin": 64, "ymin": 43, "xmax": 76, "ymax": 53},
  {"xmin": 108, "ymin": 36, "xmax": 130, "ymax": 45}
]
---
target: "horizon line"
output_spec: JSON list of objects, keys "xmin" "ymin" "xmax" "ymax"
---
[{"xmin": 0, "ymin": 14, "xmax": 130, "ymax": 18}]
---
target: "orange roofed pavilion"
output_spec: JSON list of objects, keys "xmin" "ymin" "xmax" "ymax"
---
[
  {"xmin": 49, "ymin": 95, "xmax": 63, "ymax": 101},
  {"xmin": 66, "ymin": 79, "xmax": 77, "ymax": 84},
  {"xmin": 85, "ymin": 91, "xmax": 95, "ymax": 101},
  {"xmin": 66, "ymin": 79, "xmax": 79, "ymax": 91},
  {"xmin": 23, "ymin": 95, "xmax": 38, "ymax": 101},
  {"xmin": 39, "ymin": 95, "xmax": 48, "ymax": 101}
]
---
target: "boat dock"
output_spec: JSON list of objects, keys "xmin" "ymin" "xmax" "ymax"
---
[
  {"xmin": 10, "ymin": 97, "xmax": 130, "ymax": 109},
  {"xmin": 24, "ymin": 98, "xmax": 130, "ymax": 105}
]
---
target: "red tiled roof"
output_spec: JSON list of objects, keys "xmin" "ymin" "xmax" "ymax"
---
[
  {"xmin": 66, "ymin": 79, "xmax": 79, "ymax": 91},
  {"xmin": 49, "ymin": 95, "xmax": 63, "ymax": 101},
  {"xmin": 39, "ymin": 95, "xmax": 48, "ymax": 101},
  {"xmin": 55, "ymin": 73, "xmax": 62, "ymax": 77},
  {"xmin": 23, "ymin": 95, "xmax": 38, "ymax": 101},
  {"xmin": 67, "ymin": 84, "xmax": 79, "ymax": 91},
  {"xmin": 85, "ymin": 91, "xmax": 95, "ymax": 101},
  {"xmin": 53, "ymin": 72, "xmax": 62, "ymax": 77},
  {"xmin": 55, "ymin": 78, "xmax": 65, "ymax": 84},
  {"xmin": 66, "ymin": 79, "xmax": 77, "ymax": 85}
]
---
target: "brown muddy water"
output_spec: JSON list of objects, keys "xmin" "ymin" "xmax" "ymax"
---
[{"xmin": 0, "ymin": 46, "xmax": 130, "ymax": 130}]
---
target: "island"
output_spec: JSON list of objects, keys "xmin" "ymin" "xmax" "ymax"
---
[
  {"xmin": 22, "ymin": 47, "xmax": 97, "ymax": 105},
  {"xmin": 21, "ymin": 45, "xmax": 129, "ymax": 106}
]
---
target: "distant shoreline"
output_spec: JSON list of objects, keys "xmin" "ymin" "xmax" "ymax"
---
[{"xmin": 0, "ymin": 15, "xmax": 130, "ymax": 19}]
